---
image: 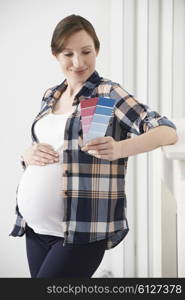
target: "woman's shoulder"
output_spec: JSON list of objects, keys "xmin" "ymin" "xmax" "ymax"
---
[
  {"xmin": 98, "ymin": 76, "xmax": 131, "ymax": 98},
  {"xmin": 99, "ymin": 76, "xmax": 120, "ymax": 88},
  {"xmin": 42, "ymin": 84, "xmax": 62, "ymax": 100}
]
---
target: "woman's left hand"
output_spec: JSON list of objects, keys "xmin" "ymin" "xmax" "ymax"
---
[{"xmin": 81, "ymin": 136, "xmax": 121, "ymax": 161}]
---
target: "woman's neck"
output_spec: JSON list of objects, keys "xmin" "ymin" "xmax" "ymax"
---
[{"xmin": 65, "ymin": 81, "xmax": 83, "ymax": 98}]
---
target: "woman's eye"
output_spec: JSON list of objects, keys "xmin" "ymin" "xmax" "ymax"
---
[
  {"xmin": 64, "ymin": 53, "xmax": 73, "ymax": 57},
  {"xmin": 83, "ymin": 51, "xmax": 91, "ymax": 55},
  {"xmin": 63, "ymin": 51, "xmax": 91, "ymax": 57}
]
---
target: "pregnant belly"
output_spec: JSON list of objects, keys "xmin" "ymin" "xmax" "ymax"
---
[{"xmin": 17, "ymin": 163, "xmax": 63, "ymax": 224}]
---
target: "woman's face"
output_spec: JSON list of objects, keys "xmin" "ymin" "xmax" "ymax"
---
[{"xmin": 55, "ymin": 30, "xmax": 98, "ymax": 87}]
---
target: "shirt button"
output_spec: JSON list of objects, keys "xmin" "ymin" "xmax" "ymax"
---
[{"xmin": 64, "ymin": 170, "xmax": 68, "ymax": 176}]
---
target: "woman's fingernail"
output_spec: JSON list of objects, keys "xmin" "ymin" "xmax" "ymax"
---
[{"xmin": 88, "ymin": 150, "xmax": 97, "ymax": 155}]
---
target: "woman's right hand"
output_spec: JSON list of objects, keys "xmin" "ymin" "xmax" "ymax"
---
[{"xmin": 22, "ymin": 143, "xmax": 59, "ymax": 166}]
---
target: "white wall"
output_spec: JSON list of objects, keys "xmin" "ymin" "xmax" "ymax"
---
[{"xmin": 0, "ymin": 0, "xmax": 111, "ymax": 278}]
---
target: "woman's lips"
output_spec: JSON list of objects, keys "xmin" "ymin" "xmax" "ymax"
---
[{"xmin": 73, "ymin": 69, "xmax": 87, "ymax": 75}]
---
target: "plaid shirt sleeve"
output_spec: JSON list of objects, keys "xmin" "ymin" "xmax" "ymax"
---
[{"xmin": 110, "ymin": 84, "xmax": 176, "ymax": 135}]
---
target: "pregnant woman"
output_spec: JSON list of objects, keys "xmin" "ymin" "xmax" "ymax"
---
[{"xmin": 9, "ymin": 14, "xmax": 178, "ymax": 278}]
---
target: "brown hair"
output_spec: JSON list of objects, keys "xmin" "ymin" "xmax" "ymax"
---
[{"xmin": 51, "ymin": 15, "xmax": 100, "ymax": 56}]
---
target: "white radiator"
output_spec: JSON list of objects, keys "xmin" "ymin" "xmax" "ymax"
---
[{"xmin": 162, "ymin": 119, "xmax": 185, "ymax": 277}]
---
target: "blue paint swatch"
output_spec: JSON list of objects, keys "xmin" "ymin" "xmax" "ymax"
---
[{"xmin": 83, "ymin": 97, "xmax": 116, "ymax": 145}]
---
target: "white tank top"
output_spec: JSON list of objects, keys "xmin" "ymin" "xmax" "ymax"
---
[{"xmin": 17, "ymin": 111, "xmax": 71, "ymax": 237}]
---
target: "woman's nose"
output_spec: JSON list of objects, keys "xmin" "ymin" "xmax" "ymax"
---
[{"xmin": 72, "ymin": 55, "xmax": 83, "ymax": 68}]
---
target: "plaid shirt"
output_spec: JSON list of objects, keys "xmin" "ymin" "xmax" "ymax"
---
[{"xmin": 9, "ymin": 70, "xmax": 176, "ymax": 250}]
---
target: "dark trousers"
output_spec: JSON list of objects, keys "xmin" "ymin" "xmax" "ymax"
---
[{"xmin": 25, "ymin": 224, "xmax": 106, "ymax": 278}]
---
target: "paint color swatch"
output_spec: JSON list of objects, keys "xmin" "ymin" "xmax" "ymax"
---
[
  {"xmin": 80, "ymin": 97, "xmax": 98, "ymax": 136},
  {"xmin": 80, "ymin": 97, "xmax": 116, "ymax": 145}
]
